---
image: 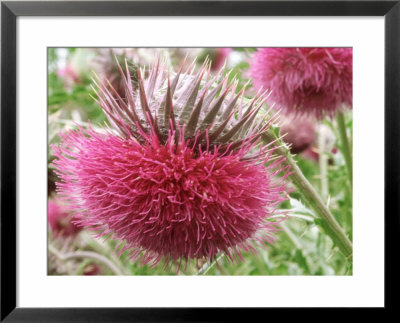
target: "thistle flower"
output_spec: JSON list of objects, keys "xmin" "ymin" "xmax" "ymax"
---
[
  {"xmin": 210, "ymin": 48, "xmax": 232, "ymax": 71},
  {"xmin": 249, "ymin": 48, "xmax": 353, "ymax": 119},
  {"xmin": 57, "ymin": 63, "xmax": 80, "ymax": 89},
  {"xmin": 48, "ymin": 199, "xmax": 81, "ymax": 238},
  {"xmin": 280, "ymin": 115, "xmax": 316, "ymax": 154},
  {"xmin": 302, "ymin": 124, "xmax": 336, "ymax": 162},
  {"xmin": 53, "ymin": 59, "xmax": 291, "ymax": 268}
]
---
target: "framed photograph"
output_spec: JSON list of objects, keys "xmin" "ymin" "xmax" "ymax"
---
[{"xmin": 1, "ymin": 1, "xmax": 398, "ymax": 321}]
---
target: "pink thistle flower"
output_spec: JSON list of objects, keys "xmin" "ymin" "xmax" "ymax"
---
[
  {"xmin": 210, "ymin": 48, "xmax": 232, "ymax": 71},
  {"xmin": 302, "ymin": 124, "xmax": 336, "ymax": 162},
  {"xmin": 48, "ymin": 199, "xmax": 81, "ymax": 238},
  {"xmin": 57, "ymin": 63, "xmax": 80, "ymax": 87},
  {"xmin": 302, "ymin": 146, "xmax": 319, "ymax": 163},
  {"xmin": 249, "ymin": 48, "xmax": 353, "ymax": 119},
  {"xmin": 280, "ymin": 115, "xmax": 316, "ymax": 154},
  {"xmin": 53, "ymin": 59, "xmax": 291, "ymax": 268}
]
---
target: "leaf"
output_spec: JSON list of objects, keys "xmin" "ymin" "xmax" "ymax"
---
[
  {"xmin": 293, "ymin": 250, "xmax": 310, "ymax": 273},
  {"xmin": 289, "ymin": 197, "xmax": 315, "ymax": 217}
]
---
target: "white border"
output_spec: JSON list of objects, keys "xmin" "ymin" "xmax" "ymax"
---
[{"xmin": 17, "ymin": 17, "xmax": 384, "ymax": 307}]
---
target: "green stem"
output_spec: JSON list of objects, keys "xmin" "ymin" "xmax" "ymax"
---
[
  {"xmin": 318, "ymin": 128, "xmax": 329, "ymax": 201},
  {"xmin": 337, "ymin": 112, "xmax": 353, "ymax": 187},
  {"xmin": 262, "ymin": 132, "xmax": 353, "ymax": 259}
]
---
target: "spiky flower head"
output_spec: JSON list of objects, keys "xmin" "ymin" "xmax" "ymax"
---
[
  {"xmin": 93, "ymin": 49, "xmax": 138, "ymax": 99},
  {"xmin": 250, "ymin": 48, "xmax": 353, "ymax": 119},
  {"xmin": 53, "ymin": 58, "xmax": 291, "ymax": 268}
]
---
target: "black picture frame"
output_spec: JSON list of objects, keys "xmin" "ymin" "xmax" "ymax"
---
[{"xmin": 1, "ymin": 1, "xmax": 399, "ymax": 321}]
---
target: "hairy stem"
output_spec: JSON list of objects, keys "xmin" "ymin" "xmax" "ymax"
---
[
  {"xmin": 262, "ymin": 131, "xmax": 353, "ymax": 259},
  {"xmin": 337, "ymin": 111, "xmax": 353, "ymax": 187}
]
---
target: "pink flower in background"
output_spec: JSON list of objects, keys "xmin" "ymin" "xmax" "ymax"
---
[
  {"xmin": 57, "ymin": 63, "xmax": 80, "ymax": 86},
  {"xmin": 302, "ymin": 146, "xmax": 320, "ymax": 163},
  {"xmin": 53, "ymin": 59, "xmax": 291, "ymax": 268},
  {"xmin": 250, "ymin": 48, "xmax": 352, "ymax": 119},
  {"xmin": 279, "ymin": 115, "xmax": 316, "ymax": 154},
  {"xmin": 48, "ymin": 199, "xmax": 81, "ymax": 238},
  {"xmin": 302, "ymin": 124, "xmax": 337, "ymax": 163},
  {"xmin": 210, "ymin": 48, "xmax": 232, "ymax": 71}
]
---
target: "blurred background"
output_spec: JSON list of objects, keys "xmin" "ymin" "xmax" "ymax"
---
[{"xmin": 48, "ymin": 48, "xmax": 352, "ymax": 275}]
